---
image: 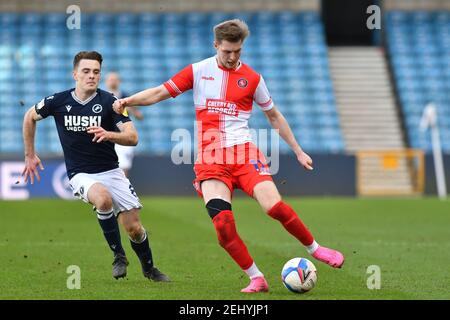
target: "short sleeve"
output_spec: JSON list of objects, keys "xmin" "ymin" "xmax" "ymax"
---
[
  {"xmin": 34, "ymin": 95, "xmax": 56, "ymax": 119},
  {"xmin": 163, "ymin": 65, "xmax": 194, "ymax": 97},
  {"xmin": 253, "ymin": 75, "xmax": 274, "ymax": 111}
]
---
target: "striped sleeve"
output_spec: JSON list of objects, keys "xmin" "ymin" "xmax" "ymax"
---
[
  {"xmin": 253, "ymin": 75, "xmax": 274, "ymax": 111},
  {"xmin": 163, "ymin": 65, "xmax": 194, "ymax": 97},
  {"xmin": 34, "ymin": 94, "xmax": 56, "ymax": 119}
]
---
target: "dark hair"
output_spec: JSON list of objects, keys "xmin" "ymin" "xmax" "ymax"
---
[
  {"xmin": 73, "ymin": 51, "xmax": 103, "ymax": 69},
  {"xmin": 214, "ymin": 19, "xmax": 250, "ymax": 43}
]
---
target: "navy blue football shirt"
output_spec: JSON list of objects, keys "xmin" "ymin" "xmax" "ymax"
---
[{"xmin": 34, "ymin": 88, "xmax": 132, "ymax": 179}]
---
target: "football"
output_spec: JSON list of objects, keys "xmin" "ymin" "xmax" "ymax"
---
[{"xmin": 281, "ymin": 257, "xmax": 317, "ymax": 293}]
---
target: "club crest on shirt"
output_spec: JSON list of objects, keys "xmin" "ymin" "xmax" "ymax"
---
[
  {"xmin": 92, "ymin": 104, "xmax": 102, "ymax": 113},
  {"xmin": 237, "ymin": 78, "xmax": 248, "ymax": 88}
]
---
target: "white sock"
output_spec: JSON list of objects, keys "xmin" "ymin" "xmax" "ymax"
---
[
  {"xmin": 306, "ymin": 240, "xmax": 319, "ymax": 254},
  {"xmin": 129, "ymin": 229, "xmax": 147, "ymax": 244},
  {"xmin": 96, "ymin": 208, "xmax": 114, "ymax": 220},
  {"xmin": 244, "ymin": 262, "xmax": 264, "ymax": 279}
]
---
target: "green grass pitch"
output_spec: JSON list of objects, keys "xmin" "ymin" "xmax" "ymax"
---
[{"xmin": 0, "ymin": 197, "xmax": 449, "ymax": 300}]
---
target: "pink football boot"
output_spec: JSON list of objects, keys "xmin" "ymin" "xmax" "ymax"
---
[
  {"xmin": 312, "ymin": 246, "xmax": 345, "ymax": 268},
  {"xmin": 240, "ymin": 276, "xmax": 269, "ymax": 293}
]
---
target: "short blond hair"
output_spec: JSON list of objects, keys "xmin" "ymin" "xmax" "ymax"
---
[{"xmin": 214, "ymin": 19, "xmax": 250, "ymax": 43}]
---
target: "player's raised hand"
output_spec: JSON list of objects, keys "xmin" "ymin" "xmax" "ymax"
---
[
  {"xmin": 113, "ymin": 98, "xmax": 127, "ymax": 115},
  {"xmin": 21, "ymin": 154, "xmax": 44, "ymax": 185},
  {"xmin": 297, "ymin": 150, "xmax": 314, "ymax": 171},
  {"xmin": 87, "ymin": 126, "xmax": 111, "ymax": 143}
]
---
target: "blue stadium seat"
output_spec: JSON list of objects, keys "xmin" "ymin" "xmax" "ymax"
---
[
  {"xmin": 0, "ymin": 13, "xmax": 18, "ymax": 26},
  {"xmin": 0, "ymin": 45, "xmax": 14, "ymax": 58},
  {"xmin": 44, "ymin": 13, "xmax": 66, "ymax": 26}
]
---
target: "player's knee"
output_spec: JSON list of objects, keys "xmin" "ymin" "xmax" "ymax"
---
[
  {"xmin": 95, "ymin": 193, "xmax": 113, "ymax": 212},
  {"xmin": 125, "ymin": 222, "xmax": 144, "ymax": 241},
  {"xmin": 261, "ymin": 198, "xmax": 281, "ymax": 214},
  {"xmin": 205, "ymin": 198, "xmax": 232, "ymax": 219}
]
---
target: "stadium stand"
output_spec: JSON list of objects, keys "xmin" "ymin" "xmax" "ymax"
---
[
  {"xmin": 386, "ymin": 10, "xmax": 450, "ymax": 153},
  {"xmin": 0, "ymin": 11, "xmax": 344, "ymax": 155}
]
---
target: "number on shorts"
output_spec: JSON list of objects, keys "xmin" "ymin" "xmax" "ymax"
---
[{"xmin": 129, "ymin": 184, "xmax": 138, "ymax": 198}]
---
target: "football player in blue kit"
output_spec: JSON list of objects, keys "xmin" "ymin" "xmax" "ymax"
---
[{"xmin": 21, "ymin": 51, "xmax": 169, "ymax": 282}]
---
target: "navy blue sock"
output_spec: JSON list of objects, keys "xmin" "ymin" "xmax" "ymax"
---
[
  {"xmin": 96, "ymin": 209, "xmax": 125, "ymax": 256},
  {"xmin": 130, "ymin": 231, "xmax": 154, "ymax": 272}
]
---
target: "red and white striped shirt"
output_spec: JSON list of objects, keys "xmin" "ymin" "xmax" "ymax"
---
[{"xmin": 164, "ymin": 56, "xmax": 274, "ymax": 151}]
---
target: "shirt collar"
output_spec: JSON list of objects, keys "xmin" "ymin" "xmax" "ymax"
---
[{"xmin": 71, "ymin": 90, "xmax": 98, "ymax": 105}]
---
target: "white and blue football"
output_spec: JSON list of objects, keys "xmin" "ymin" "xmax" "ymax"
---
[{"xmin": 281, "ymin": 257, "xmax": 317, "ymax": 293}]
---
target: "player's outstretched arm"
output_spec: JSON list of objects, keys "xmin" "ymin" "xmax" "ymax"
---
[
  {"xmin": 22, "ymin": 107, "xmax": 45, "ymax": 184},
  {"xmin": 87, "ymin": 121, "xmax": 138, "ymax": 146},
  {"xmin": 264, "ymin": 105, "xmax": 313, "ymax": 171},
  {"xmin": 113, "ymin": 85, "xmax": 171, "ymax": 114}
]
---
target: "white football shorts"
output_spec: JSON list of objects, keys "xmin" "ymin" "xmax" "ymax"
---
[
  {"xmin": 115, "ymin": 144, "xmax": 135, "ymax": 170},
  {"xmin": 69, "ymin": 168, "xmax": 142, "ymax": 215}
]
